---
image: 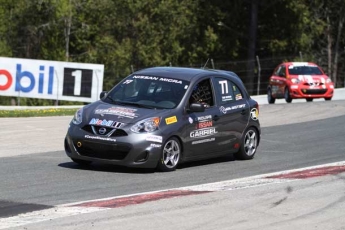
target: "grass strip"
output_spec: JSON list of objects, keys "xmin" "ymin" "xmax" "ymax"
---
[{"xmin": 0, "ymin": 108, "xmax": 78, "ymax": 117}]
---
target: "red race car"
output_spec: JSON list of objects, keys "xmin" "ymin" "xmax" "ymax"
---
[{"xmin": 267, "ymin": 62, "xmax": 334, "ymax": 103}]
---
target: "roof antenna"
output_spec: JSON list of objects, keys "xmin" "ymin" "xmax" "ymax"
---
[{"xmin": 202, "ymin": 58, "xmax": 210, "ymax": 69}]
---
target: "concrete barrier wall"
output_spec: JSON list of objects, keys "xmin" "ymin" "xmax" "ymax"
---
[
  {"xmin": 0, "ymin": 88, "xmax": 344, "ymax": 110},
  {"xmin": 252, "ymin": 88, "xmax": 345, "ymax": 105}
]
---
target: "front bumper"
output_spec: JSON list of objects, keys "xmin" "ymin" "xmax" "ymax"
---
[
  {"xmin": 289, "ymin": 85, "xmax": 334, "ymax": 99},
  {"xmin": 64, "ymin": 125, "xmax": 163, "ymax": 168}
]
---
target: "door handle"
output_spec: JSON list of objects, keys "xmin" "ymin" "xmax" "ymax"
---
[
  {"xmin": 213, "ymin": 115, "xmax": 220, "ymax": 121},
  {"xmin": 241, "ymin": 109, "xmax": 246, "ymax": 115}
]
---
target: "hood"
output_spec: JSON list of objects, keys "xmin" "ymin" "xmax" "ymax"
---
[
  {"xmin": 291, "ymin": 74, "xmax": 329, "ymax": 85},
  {"xmin": 82, "ymin": 101, "xmax": 170, "ymax": 126}
]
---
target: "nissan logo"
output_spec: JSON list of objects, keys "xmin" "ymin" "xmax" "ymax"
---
[{"xmin": 99, "ymin": 127, "xmax": 107, "ymax": 135}]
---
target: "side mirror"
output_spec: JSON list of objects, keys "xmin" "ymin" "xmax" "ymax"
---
[
  {"xmin": 100, "ymin": 91, "xmax": 107, "ymax": 99},
  {"xmin": 189, "ymin": 103, "xmax": 205, "ymax": 113}
]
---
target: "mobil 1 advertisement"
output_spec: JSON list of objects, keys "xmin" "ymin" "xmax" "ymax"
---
[{"xmin": 0, "ymin": 57, "xmax": 104, "ymax": 103}]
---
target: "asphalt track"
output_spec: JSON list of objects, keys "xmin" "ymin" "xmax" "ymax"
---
[{"xmin": 0, "ymin": 98, "xmax": 345, "ymax": 229}]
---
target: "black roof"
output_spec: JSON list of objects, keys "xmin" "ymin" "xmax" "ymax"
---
[{"xmin": 133, "ymin": 67, "xmax": 240, "ymax": 81}]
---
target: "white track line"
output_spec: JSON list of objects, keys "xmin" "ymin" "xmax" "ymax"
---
[{"xmin": 1, "ymin": 161, "xmax": 345, "ymax": 229}]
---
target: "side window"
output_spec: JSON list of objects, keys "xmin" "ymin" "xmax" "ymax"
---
[
  {"xmin": 189, "ymin": 78, "xmax": 214, "ymax": 107},
  {"xmin": 215, "ymin": 78, "xmax": 243, "ymax": 105},
  {"xmin": 274, "ymin": 66, "xmax": 281, "ymax": 76},
  {"xmin": 232, "ymin": 83, "xmax": 243, "ymax": 101},
  {"xmin": 278, "ymin": 66, "xmax": 286, "ymax": 77}
]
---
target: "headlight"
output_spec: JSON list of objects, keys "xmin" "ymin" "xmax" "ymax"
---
[
  {"xmin": 131, "ymin": 117, "xmax": 160, "ymax": 133},
  {"xmin": 291, "ymin": 78, "xmax": 300, "ymax": 84},
  {"xmin": 72, "ymin": 108, "xmax": 83, "ymax": 125},
  {"xmin": 326, "ymin": 78, "xmax": 332, "ymax": 83}
]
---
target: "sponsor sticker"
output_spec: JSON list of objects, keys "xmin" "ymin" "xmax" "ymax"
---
[
  {"xmin": 250, "ymin": 108, "xmax": 259, "ymax": 120},
  {"xmin": 220, "ymin": 104, "xmax": 246, "ymax": 114},
  {"xmin": 146, "ymin": 135, "xmax": 163, "ymax": 143},
  {"xmin": 235, "ymin": 94, "xmax": 243, "ymax": 100},
  {"xmin": 132, "ymin": 75, "xmax": 183, "ymax": 84},
  {"xmin": 196, "ymin": 115, "xmax": 212, "ymax": 121},
  {"xmin": 192, "ymin": 137, "xmax": 215, "ymax": 145},
  {"xmin": 89, "ymin": 118, "xmax": 123, "ymax": 128},
  {"xmin": 188, "ymin": 117, "xmax": 194, "ymax": 124},
  {"xmin": 222, "ymin": 95, "xmax": 233, "ymax": 101},
  {"xmin": 95, "ymin": 107, "xmax": 138, "ymax": 119},
  {"xmin": 123, "ymin": 80, "xmax": 133, "ymax": 84},
  {"xmin": 190, "ymin": 127, "xmax": 217, "ymax": 138},
  {"xmin": 196, "ymin": 120, "xmax": 213, "ymax": 129},
  {"xmin": 165, "ymin": 116, "xmax": 177, "ymax": 125},
  {"xmin": 150, "ymin": 143, "xmax": 162, "ymax": 148}
]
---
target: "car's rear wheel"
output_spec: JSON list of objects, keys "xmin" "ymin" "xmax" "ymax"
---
[
  {"xmin": 235, "ymin": 127, "xmax": 258, "ymax": 160},
  {"xmin": 284, "ymin": 87, "xmax": 292, "ymax": 103},
  {"xmin": 267, "ymin": 88, "xmax": 276, "ymax": 104},
  {"xmin": 306, "ymin": 98, "xmax": 313, "ymax": 102},
  {"xmin": 157, "ymin": 137, "xmax": 181, "ymax": 172},
  {"xmin": 71, "ymin": 158, "xmax": 92, "ymax": 166},
  {"xmin": 325, "ymin": 97, "xmax": 332, "ymax": 101}
]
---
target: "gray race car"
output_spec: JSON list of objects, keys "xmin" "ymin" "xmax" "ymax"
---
[{"xmin": 64, "ymin": 67, "xmax": 261, "ymax": 172}]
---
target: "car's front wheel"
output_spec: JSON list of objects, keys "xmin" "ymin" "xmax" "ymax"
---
[
  {"xmin": 325, "ymin": 97, "xmax": 332, "ymax": 101},
  {"xmin": 284, "ymin": 87, "xmax": 292, "ymax": 103},
  {"xmin": 235, "ymin": 127, "xmax": 258, "ymax": 160},
  {"xmin": 267, "ymin": 88, "xmax": 276, "ymax": 104},
  {"xmin": 157, "ymin": 137, "xmax": 181, "ymax": 172}
]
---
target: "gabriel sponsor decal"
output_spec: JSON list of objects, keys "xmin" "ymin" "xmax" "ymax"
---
[
  {"xmin": 220, "ymin": 104, "xmax": 246, "ymax": 114},
  {"xmin": 165, "ymin": 116, "xmax": 177, "ymax": 125},
  {"xmin": 196, "ymin": 120, "xmax": 213, "ymax": 129},
  {"xmin": 95, "ymin": 107, "xmax": 138, "ymax": 119},
  {"xmin": 146, "ymin": 135, "xmax": 163, "ymax": 143},
  {"xmin": 132, "ymin": 75, "xmax": 183, "ymax": 84},
  {"xmin": 250, "ymin": 108, "xmax": 259, "ymax": 120},
  {"xmin": 89, "ymin": 118, "xmax": 123, "ymax": 128},
  {"xmin": 190, "ymin": 127, "xmax": 217, "ymax": 138}
]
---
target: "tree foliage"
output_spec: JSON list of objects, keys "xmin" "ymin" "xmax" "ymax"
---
[{"xmin": 0, "ymin": 0, "xmax": 345, "ymax": 105}]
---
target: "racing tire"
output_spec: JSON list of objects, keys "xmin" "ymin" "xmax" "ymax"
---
[
  {"xmin": 267, "ymin": 88, "xmax": 276, "ymax": 104},
  {"xmin": 324, "ymin": 97, "xmax": 332, "ymax": 101},
  {"xmin": 71, "ymin": 158, "xmax": 92, "ymax": 166},
  {"xmin": 235, "ymin": 127, "xmax": 258, "ymax": 160},
  {"xmin": 157, "ymin": 137, "xmax": 181, "ymax": 172},
  {"xmin": 306, "ymin": 98, "xmax": 313, "ymax": 102},
  {"xmin": 284, "ymin": 87, "xmax": 292, "ymax": 103}
]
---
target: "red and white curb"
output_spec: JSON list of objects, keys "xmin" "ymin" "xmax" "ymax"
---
[{"xmin": 1, "ymin": 161, "xmax": 345, "ymax": 229}]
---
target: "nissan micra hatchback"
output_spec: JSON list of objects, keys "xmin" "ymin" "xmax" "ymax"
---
[
  {"xmin": 64, "ymin": 67, "xmax": 261, "ymax": 171},
  {"xmin": 267, "ymin": 62, "xmax": 334, "ymax": 103}
]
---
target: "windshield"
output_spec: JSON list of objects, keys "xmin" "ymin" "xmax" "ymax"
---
[
  {"xmin": 104, "ymin": 75, "xmax": 189, "ymax": 109},
  {"xmin": 288, "ymin": 65, "xmax": 323, "ymax": 75}
]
